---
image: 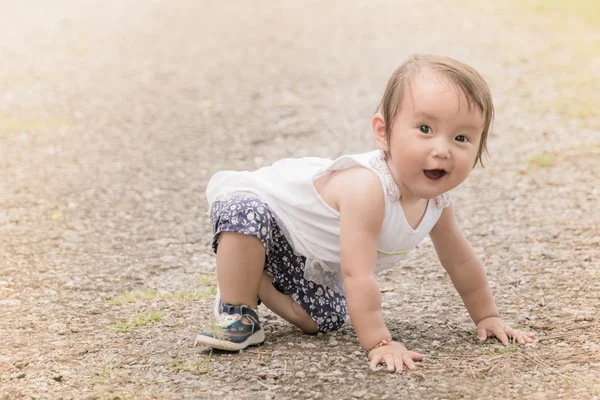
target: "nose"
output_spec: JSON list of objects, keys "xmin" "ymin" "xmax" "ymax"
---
[{"xmin": 432, "ymin": 137, "xmax": 450, "ymax": 159}]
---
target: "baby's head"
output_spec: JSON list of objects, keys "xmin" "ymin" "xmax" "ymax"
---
[{"xmin": 376, "ymin": 54, "xmax": 494, "ymax": 168}]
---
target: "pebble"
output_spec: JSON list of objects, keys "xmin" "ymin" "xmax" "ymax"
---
[
  {"xmin": 14, "ymin": 361, "xmax": 29, "ymax": 369},
  {"xmin": 0, "ymin": 299, "xmax": 21, "ymax": 306},
  {"xmin": 352, "ymin": 391, "xmax": 367, "ymax": 398},
  {"xmin": 296, "ymin": 371, "xmax": 306, "ymax": 378}
]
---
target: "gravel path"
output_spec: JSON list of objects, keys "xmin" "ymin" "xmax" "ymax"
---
[{"xmin": 1, "ymin": 1, "xmax": 599, "ymax": 399}]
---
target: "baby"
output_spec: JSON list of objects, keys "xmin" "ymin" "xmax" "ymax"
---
[{"xmin": 195, "ymin": 54, "xmax": 534, "ymax": 372}]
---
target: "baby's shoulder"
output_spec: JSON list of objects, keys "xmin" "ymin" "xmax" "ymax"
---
[{"xmin": 315, "ymin": 165, "xmax": 384, "ymax": 212}]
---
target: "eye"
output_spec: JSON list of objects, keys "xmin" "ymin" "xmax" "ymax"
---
[
  {"xmin": 419, "ymin": 125, "xmax": 432, "ymax": 134},
  {"xmin": 455, "ymin": 135, "xmax": 469, "ymax": 143}
]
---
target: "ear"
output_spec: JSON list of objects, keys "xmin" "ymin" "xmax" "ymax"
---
[{"xmin": 372, "ymin": 113, "xmax": 389, "ymax": 152}]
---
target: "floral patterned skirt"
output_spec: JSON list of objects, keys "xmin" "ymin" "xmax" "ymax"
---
[{"xmin": 210, "ymin": 192, "xmax": 347, "ymax": 332}]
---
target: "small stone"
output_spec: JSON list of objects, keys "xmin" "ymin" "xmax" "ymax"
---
[
  {"xmin": 354, "ymin": 372, "xmax": 366, "ymax": 379},
  {"xmin": 266, "ymin": 371, "xmax": 280, "ymax": 379},
  {"xmin": 49, "ymin": 323, "xmax": 66, "ymax": 331},
  {"xmin": 296, "ymin": 371, "xmax": 306, "ymax": 378},
  {"xmin": 44, "ymin": 289, "xmax": 58, "ymax": 296},
  {"xmin": 14, "ymin": 361, "xmax": 29, "ymax": 369},
  {"xmin": 52, "ymin": 374, "xmax": 63, "ymax": 382},
  {"xmin": 13, "ymin": 373, "xmax": 26, "ymax": 379},
  {"xmin": 0, "ymin": 280, "xmax": 9, "ymax": 286},
  {"xmin": 0, "ymin": 299, "xmax": 21, "ymax": 306},
  {"xmin": 266, "ymin": 378, "xmax": 276, "ymax": 385},
  {"xmin": 352, "ymin": 391, "xmax": 366, "ymax": 398}
]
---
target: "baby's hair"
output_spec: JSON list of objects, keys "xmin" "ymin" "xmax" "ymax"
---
[{"xmin": 377, "ymin": 54, "xmax": 494, "ymax": 167}]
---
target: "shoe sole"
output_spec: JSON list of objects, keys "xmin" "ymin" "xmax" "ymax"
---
[{"xmin": 194, "ymin": 329, "xmax": 265, "ymax": 351}]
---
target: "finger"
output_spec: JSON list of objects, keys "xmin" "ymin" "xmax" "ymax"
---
[
  {"xmin": 494, "ymin": 328, "xmax": 509, "ymax": 346},
  {"xmin": 503, "ymin": 326, "xmax": 517, "ymax": 344},
  {"xmin": 403, "ymin": 352, "xmax": 416, "ymax": 370},
  {"xmin": 383, "ymin": 353, "xmax": 395, "ymax": 372},
  {"xmin": 369, "ymin": 355, "xmax": 383, "ymax": 371},
  {"xmin": 515, "ymin": 330, "xmax": 534, "ymax": 343},
  {"xmin": 476, "ymin": 326, "xmax": 488, "ymax": 342},
  {"xmin": 409, "ymin": 351, "xmax": 425, "ymax": 361},
  {"xmin": 524, "ymin": 332, "xmax": 535, "ymax": 342},
  {"xmin": 394, "ymin": 356, "xmax": 404, "ymax": 373}
]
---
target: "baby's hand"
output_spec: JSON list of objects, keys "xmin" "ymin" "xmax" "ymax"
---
[
  {"xmin": 476, "ymin": 316, "xmax": 535, "ymax": 345},
  {"xmin": 367, "ymin": 340, "xmax": 424, "ymax": 373}
]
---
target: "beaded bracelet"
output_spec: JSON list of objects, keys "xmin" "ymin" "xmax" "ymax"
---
[{"xmin": 369, "ymin": 337, "xmax": 392, "ymax": 352}]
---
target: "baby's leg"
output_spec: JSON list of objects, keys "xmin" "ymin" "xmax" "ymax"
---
[
  {"xmin": 217, "ymin": 232, "xmax": 264, "ymax": 310},
  {"xmin": 196, "ymin": 193, "xmax": 271, "ymax": 350},
  {"xmin": 258, "ymin": 272, "xmax": 319, "ymax": 334}
]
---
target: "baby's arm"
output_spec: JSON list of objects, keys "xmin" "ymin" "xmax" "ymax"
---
[
  {"xmin": 335, "ymin": 168, "xmax": 424, "ymax": 371},
  {"xmin": 337, "ymin": 168, "xmax": 388, "ymax": 350},
  {"xmin": 429, "ymin": 205, "xmax": 534, "ymax": 344}
]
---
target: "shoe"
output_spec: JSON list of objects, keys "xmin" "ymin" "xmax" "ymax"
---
[
  {"xmin": 195, "ymin": 304, "xmax": 265, "ymax": 351},
  {"xmin": 213, "ymin": 287, "xmax": 261, "ymax": 319}
]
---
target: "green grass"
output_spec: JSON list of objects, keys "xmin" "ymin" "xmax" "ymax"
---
[
  {"xmin": 530, "ymin": 153, "xmax": 556, "ymax": 167},
  {"xmin": 481, "ymin": 343, "xmax": 521, "ymax": 356},
  {"xmin": 164, "ymin": 290, "xmax": 208, "ymax": 301},
  {"xmin": 519, "ymin": 0, "xmax": 600, "ymax": 29},
  {"xmin": 114, "ymin": 312, "xmax": 162, "ymax": 332},
  {"xmin": 198, "ymin": 274, "xmax": 216, "ymax": 286},
  {"xmin": 110, "ymin": 286, "xmax": 216, "ymax": 305},
  {"xmin": 102, "ymin": 389, "xmax": 163, "ymax": 400},
  {"xmin": 165, "ymin": 353, "xmax": 212, "ymax": 375},
  {"xmin": 0, "ymin": 115, "xmax": 74, "ymax": 135},
  {"xmin": 109, "ymin": 290, "xmax": 161, "ymax": 305}
]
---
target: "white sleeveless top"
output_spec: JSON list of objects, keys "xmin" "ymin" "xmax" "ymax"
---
[{"xmin": 206, "ymin": 150, "xmax": 451, "ymax": 294}]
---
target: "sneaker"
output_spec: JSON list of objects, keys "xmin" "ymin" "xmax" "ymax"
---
[
  {"xmin": 195, "ymin": 304, "xmax": 265, "ymax": 351},
  {"xmin": 213, "ymin": 287, "xmax": 261, "ymax": 319}
]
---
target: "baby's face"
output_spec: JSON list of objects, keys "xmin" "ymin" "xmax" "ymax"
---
[{"xmin": 384, "ymin": 71, "xmax": 484, "ymax": 202}]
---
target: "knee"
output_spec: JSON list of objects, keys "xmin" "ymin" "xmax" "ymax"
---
[{"xmin": 291, "ymin": 301, "xmax": 319, "ymax": 334}]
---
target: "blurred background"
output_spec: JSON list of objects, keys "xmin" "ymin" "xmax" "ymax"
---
[{"xmin": 0, "ymin": 1, "xmax": 598, "ymax": 398}]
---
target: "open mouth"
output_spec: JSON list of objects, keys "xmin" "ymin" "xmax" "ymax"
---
[{"xmin": 423, "ymin": 169, "xmax": 447, "ymax": 180}]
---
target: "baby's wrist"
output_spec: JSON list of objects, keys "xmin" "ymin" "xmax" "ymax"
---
[
  {"xmin": 475, "ymin": 313, "xmax": 501, "ymax": 324},
  {"xmin": 367, "ymin": 337, "xmax": 392, "ymax": 353}
]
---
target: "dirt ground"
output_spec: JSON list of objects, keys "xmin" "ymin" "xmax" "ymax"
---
[{"xmin": 1, "ymin": 1, "xmax": 599, "ymax": 399}]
